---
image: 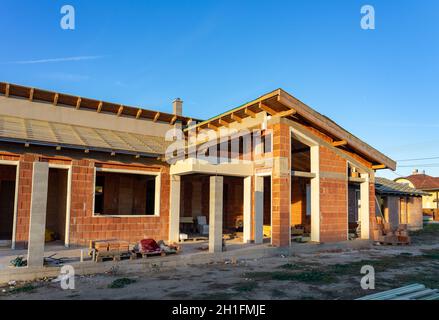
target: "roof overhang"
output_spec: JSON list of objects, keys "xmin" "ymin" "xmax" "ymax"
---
[
  {"xmin": 185, "ymin": 89, "xmax": 396, "ymax": 171},
  {"xmin": 0, "ymin": 82, "xmax": 201, "ymax": 126}
]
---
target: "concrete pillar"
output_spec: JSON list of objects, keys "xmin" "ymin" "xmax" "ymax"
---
[
  {"xmin": 209, "ymin": 176, "xmax": 223, "ymax": 253},
  {"xmin": 169, "ymin": 175, "xmax": 181, "ymax": 243},
  {"xmin": 310, "ymin": 145, "xmax": 320, "ymax": 242},
  {"xmin": 27, "ymin": 162, "xmax": 49, "ymax": 268},
  {"xmin": 360, "ymin": 173, "xmax": 370, "ymax": 239},
  {"xmin": 243, "ymin": 176, "xmax": 252, "ymax": 243},
  {"xmin": 254, "ymin": 176, "xmax": 264, "ymax": 244}
]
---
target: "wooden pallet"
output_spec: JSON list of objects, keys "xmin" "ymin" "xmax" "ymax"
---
[
  {"xmin": 95, "ymin": 250, "xmax": 135, "ymax": 262},
  {"xmin": 133, "ymin": 251, "xmax": 167, "ymax": 259}
]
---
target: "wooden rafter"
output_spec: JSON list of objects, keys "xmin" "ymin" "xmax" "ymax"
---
[
  {"xmin": 117, "ymin": 105, "xmax": 124, "ymax": 117},
  {"xmin": 259, "ymin": 102, "xmax": 277, "ymax": 115},
  {"xmin": 170, "ymin": 114, "xmax": 178, "ymax": 125},
  {"xmin": 372, "ymin": 164, "xmax": 386, "ymax": 170},
  {"xmin": 29, "ymin": 88, "xmax": 34, "ymax": 101},
  {"xmin": 231, "ymin": 113, "xmax": 243, "ymax": 123},
  {"xmin": 244, "ymin": 107, "xmax": 257, "ymax": 118},
  {"xmin": 53, "ymin": 93, "xmax": 59, "ymax": 106},
  {"xmin": 97, "ymin": 101, "xmax": 103, "ymax": 113},
  {"xmin": 218, "ymin": 119, "xmax": 230, "ymax": 127},
  {"xmin": 276, "ymin": 109, "xmax": 297, "ymax": 118},
  {"xmin": 5, "ymin": 83, "xmax": 10, "ymax": 97},
  {"xmin": 153, "ymin": 112, "xmax": 160, "ymax": 122},
  {"xmin": 135, "ymin": 109, "xmax": 142, "ymax": 119},
  {"xmin": 208, "ymin": 123, "xmax": 218, "ymax": 131},
  {"xmin": 332, "ymin": 140, "xmax": 348, "ymax": 147},
  {"xmin": 76, "ymin": 97, "xmax": 82, "ymax": 109},
  {"xmin": 186, "ymin": 118, "xmax": 193, "ymax": 126}
]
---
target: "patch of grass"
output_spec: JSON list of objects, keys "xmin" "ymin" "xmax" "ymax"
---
[
  {"xmin": 278, "ymin": 263, "xmax": 309, "ymax": 270},
  {"xmin": 9, "ymin": 284, "xmax": 36, "ymax": 294},
  {"xmin": 393, "ymin": 273, "xmax": 439, "ymax": 289},
  {"xmin": 233, "ymin": 281, "xmax": 258, "ymax": 292},
  {"xmin": 421, "ymin": 249, "xmax": 439, "ymax": 260},
  {"xmin": 195, "ymin": 292, "xmax": 235, "ymax": 300},
  {"xmin": 167, "ymin": 291, "xmax": 191, "ymax": 298},
  {"xmin": 108, "ymin": 278, "xmax": 136, "ymax": 289},
  {"xmin": 245, "ymin": 270, "xmax": 335, "ymax": 284},
  {"xmin": 271, "ymin": 288, "xmax": 288, "ymax": 298},
  {"xmin": 411, "ymin": 224, "xmax": 439, "ymax": 243}
]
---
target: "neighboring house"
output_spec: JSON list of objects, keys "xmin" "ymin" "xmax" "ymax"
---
[
  {"xmin": 395, "ymin": 170, "xmax": 439, "ymax": 220},
  {"xmin": 375, "ymin": 177, "xmax": 428, "ymax": 231},
  {"xmin": 0, "ymin": 82, "xmax": 396, "ymax": 266}
]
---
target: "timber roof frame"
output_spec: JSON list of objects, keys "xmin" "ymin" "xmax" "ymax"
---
[
  {"xmin": 0, "ymin": 82, "xmax": 200, "ymax": 126},
  {"xmin": 185, "ymin": 88, "xmax": 396, "ymax": 170}
]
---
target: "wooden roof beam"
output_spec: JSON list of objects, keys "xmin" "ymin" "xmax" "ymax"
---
[
  {"xmin": 276, "ymin": 109, "xmax": 297, "ymax": 118},
  {"xmin": 218, "ymin": 119, "xmax": 230, "ymax": 128},
  {"xmin": 208, "ymin": 123, "xmax": 218, "ymax": 131},
  {"xmin": 117, "ymin": 105, "xmax": 124, "ymax": 117},
  {"xmin": 5, "ymin": 83, "xmax": 10, "ymax": 97},
  {"xmin": 186, "ymin": 118, "xmax": 193, "ymax": 126},
  {"xmin": 372, "ymin": 164, "xmax": 386, "ymax": 170},
  {"xmin": 53, "ymin": 93, "xmax": 59, "ymax": 106},
  {"xmin": 259, "ymin": 102, "xmax": 278, "ymax": 115},
  {"xmin": 76, "ymin": 97, "xmax": 82, "ymax": 109},
  {"xmin": 153, "ymin": 112, "xmax": 160, "ymax": 122},
  {"xmin": 244, "ymin": 107, "xmax": 257, "ymax": 118},
  {"xmin": 97, "ymin": 101, "xmax": 103, "ymax": 113},
  {"xmin": 231, "ymin": 113, "xmax": 243, "ymax": 123},
  {"xmin": 332, "ymin": 140, "xmax": 348, "ymax": 147},
  {"xmin": 170, "ymin": 115, "xmax": 178, "ymax": 125}
]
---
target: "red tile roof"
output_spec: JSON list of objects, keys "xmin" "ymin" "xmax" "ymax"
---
[{"xmin": 400, "ymin": 174, "xmax": 439, "ymax": 190}]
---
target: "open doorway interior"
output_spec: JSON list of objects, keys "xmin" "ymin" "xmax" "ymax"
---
[
  {"xmin": 0, "ymin": 164, "xmax": 17, "ymax": 246},
  {"xmin": 291, "ymin": 134, "xmax": 312, "ymax": 243},
  {"xmin": 348, "ymin": 182, "xmax": 361, "ymax": 239},
  {"xmin": 263, "ymin": 176, "xmax": 271, "ymax": 243},
  {"xmin": 179, "ymin": 175, "xmax": 245, "ymax": 243},
  {"xmin": 45, "ymin": 168, "xmax": 69, "ymax": 246}
]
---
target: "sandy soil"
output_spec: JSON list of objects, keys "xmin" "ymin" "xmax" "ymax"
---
[{"xmin": 1, "ymin": 225, "xmax": 439, "ymax": 300}]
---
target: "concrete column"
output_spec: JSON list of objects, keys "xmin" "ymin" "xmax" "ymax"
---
[
  {"xmin": 209, "ymin": 176, "xmax": 223, "ymax": 253},
  {"xmin": 169, "ymin": 175, "xmax": 181, "ymax": 243},
  {"xmin": 360, "ymin": 173, "xmax": 370, "ymax": 239},
  {"xmin": 254, "ymin": 176, "xmax": 264, "ymax": 244},
  {"xmin": 310, "ymin": 145, "xmax": 320, "ymax": 242},
  {"xmin": 243, "ymin": 176, "xmax": 252, "ymax": 243},
  {"xmin": 27, "ymin": 162, "xmax": 49, "ymax": 268}
]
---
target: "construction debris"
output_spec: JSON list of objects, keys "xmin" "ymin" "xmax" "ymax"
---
[{"xmin": 357, "ymin": 283, "xmax": 439, "ymax": 300}]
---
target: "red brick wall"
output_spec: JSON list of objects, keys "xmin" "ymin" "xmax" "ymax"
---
[
  {"xmin": 69, "ymin": 160, "xmax": 170, "ymax": 246},
  {"xmin": 271, "ymin": 122, "xmax": 291, "ymax": 247},
  {"xmin": 319, "ymin": 146, "xmax": 348, "ymax": 243}
]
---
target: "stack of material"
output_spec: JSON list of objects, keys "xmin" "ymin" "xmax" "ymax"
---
[
  {"xmin": 357, "ymin": 284, "xmax": 439, "ymax": 300},
  {"xmin": 90, "ymin": 239, "xmax": 132, "ymax": 262},
  {"xmin": 373, "ymin": 223, "xmax": 411, "ymax": 245}
]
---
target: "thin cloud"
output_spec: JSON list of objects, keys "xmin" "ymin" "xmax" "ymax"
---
[{"xmin": 5, "ymin": 55, "xmax": 105, "ymax": 65}]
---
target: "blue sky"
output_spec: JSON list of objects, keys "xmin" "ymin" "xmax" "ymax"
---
[{"xmin": 1, "ymin": 0, "xmax": 438, "ymax": 179}]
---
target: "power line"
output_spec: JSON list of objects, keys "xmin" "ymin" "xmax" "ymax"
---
[
  {"xmin": 397, "ymin": 156, "xmax": 439, "ymax": 162},
  {"xmin": 397, "ymin": 163, "xmax": 439, "ymax": 168}
]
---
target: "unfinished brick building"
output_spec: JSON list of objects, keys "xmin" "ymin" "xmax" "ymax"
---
[{"xmin": 0, "ymin": 82, "xmax": 396, "ymax": 266}]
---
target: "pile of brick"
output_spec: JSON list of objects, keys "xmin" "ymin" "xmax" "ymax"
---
[{"xmin": 373, "ymin": 223, "xmax": 411, "ymax": 245}]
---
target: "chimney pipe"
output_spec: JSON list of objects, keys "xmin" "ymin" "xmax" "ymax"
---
[
  {"xmin": 173, "ymin": 98, "xmax": 183, "ymax": 116},
  {"xmin": 412, "ymin": 169, "xmax": 419, "ymax": 175}
]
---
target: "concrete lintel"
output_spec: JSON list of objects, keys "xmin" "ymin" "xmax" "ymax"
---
[{"xmin": 170, "ymin": 159, "xmax": 253, "ymax": 177}]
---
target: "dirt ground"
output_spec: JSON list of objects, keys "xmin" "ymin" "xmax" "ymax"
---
[{"xmin": 1, "ymin": 224, "xmax": 439, "ymax": 300}]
